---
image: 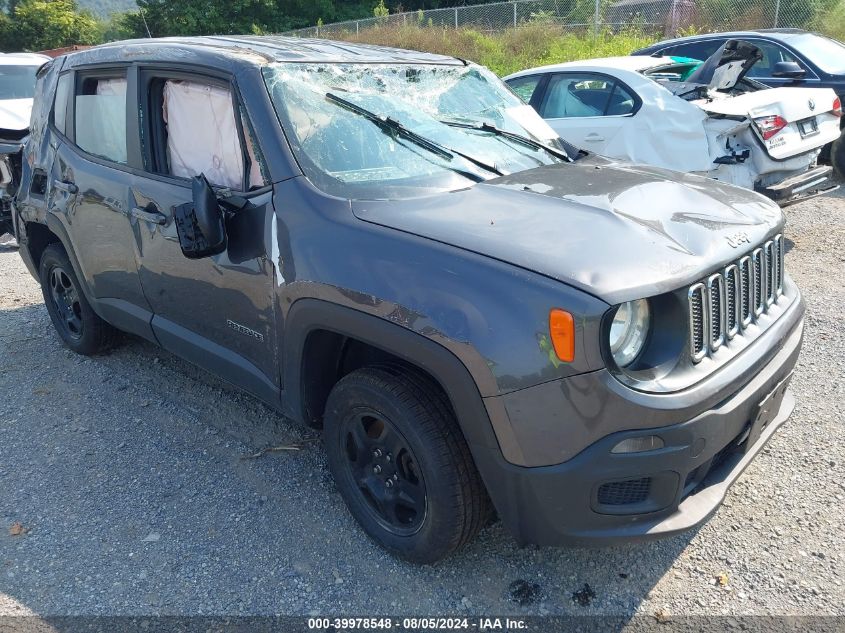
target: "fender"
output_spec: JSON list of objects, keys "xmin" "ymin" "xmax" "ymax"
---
[
  {"xmin": 283, "ymin": 299, "xmax": 521, "ymax": 525},
  {"xmin": 284, "ymin": 298, "xmax": 505, "ymax": 456}
]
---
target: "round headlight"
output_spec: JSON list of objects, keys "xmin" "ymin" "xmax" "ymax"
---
[{"xmin": 609, "ymin": 299, "xmax": 650, "ymax": 367}]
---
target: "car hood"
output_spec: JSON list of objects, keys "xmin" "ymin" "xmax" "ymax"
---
[
  {"xmin": 0, "ymin": 98, "xmax": 33, "ymax": 138},
  {"xmin": 352, "ymin": 158, "xmax": 783, "ymax": 304},
  {"xmin": 685, "ymin": 39, "xmax": 763, "ymax": 91}
]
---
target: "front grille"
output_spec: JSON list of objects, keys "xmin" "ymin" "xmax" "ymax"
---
[
  {"xmin": 724, "ymin": 264, "xmax": 740, "ymax": 338},
  {"xmin": 688, "ymin": 234, "xmax": 785, "ymax": 363},
  {"xmin": 597, "ymin": 477, "xmax": 652, "ymax": 506}
]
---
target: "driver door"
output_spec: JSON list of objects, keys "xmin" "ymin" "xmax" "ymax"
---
[{"xmin": 130, "ymin": 68, "xmax": 280, "ymax": 406}]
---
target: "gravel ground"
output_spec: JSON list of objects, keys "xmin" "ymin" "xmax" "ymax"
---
[{"xmin": 0, "ymin": 191, "xmax": 843, "ymax": 620}]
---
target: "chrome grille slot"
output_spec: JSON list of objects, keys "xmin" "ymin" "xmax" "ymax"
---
[
  {"xmin": 739, "ymin": 255, "xmax": 752, "ymax": 328},
  {"xmin": 724, "ymin": 264, "xmax": 740, "ymax": 339},
  {"xmin": 687, "ymin": 235, "xmax": 787, "ymax": 363},
  {"xmin": 774, "ymin": 234, "xmax": 784, "ymax": 298},
  {"xmin": 752, "ymin": 248, "xmax": 765, "ymax": 316},
  {"xmin": 688, "ymin": 283, "xmax": 707, "ymax": 362},
  {"xmin": 764, "ymin": 240, "xmax": 776, "ymax": 307},
  {"xmin": 708, "ymin": 273, "xmax": 725, "ymax": 351}
]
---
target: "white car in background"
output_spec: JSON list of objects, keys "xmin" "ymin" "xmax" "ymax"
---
[
  {"xmin": 1, "ymin": 52, "xmax": 50, "ymax": 238},
  {"xmin": 0, "ymin": 53, "xmax": 50, "ymax": 237},
  {"xmin": 0, "ymin": 53, "xmax": 50, "ymax": 138},
  {"xmin": 503, "ymin": 40, "xmax": 841, "ymax": 205}
]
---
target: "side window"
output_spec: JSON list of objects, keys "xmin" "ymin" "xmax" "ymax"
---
[
  {"xmin": 540, "ymin": 74, "xmax": 636, "ymax": 118},
  {"xmin": 74, "ymin": 73, "xmax": 127, "ymax": 164},
  {"xmin": 53, "ymin": 72, "xmax": 72, "ymax": 136},
  {"xmin": 152, "ymin": 78, "xmax": 266, "ymax": 191},
  {"xmin": 664, "ymin": 40, "xmax": 725, "ymax": 62},
  {"xmin": 506, "ymin": 75, "xmax": 542, "ymax": 104},
  {"xmin": 606, "ymin": 83, "xmax": 637, "ymax": 116},
  {"xmin": 746, "ymin": 42, "xmax": 798, "ymax": 78}
]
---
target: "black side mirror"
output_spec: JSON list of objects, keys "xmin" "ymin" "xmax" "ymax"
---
[
  {"xmin": 772, "ymin": 61, "xmax": 806, "ymax": 79},
  {"xmin": 174, "ymin": 174, "xmax": 227, "ymax": 259}
]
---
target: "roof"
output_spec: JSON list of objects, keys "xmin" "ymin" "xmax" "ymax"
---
[
  {"xmin": 76, "ymin": 35, "xmax": 464, "ymax": 67},
  {"xmin": 0, "ymin": 53, "xmax": 51, "ymax": 66},
  {"xmin": 645, "ymin": 28, "xmax": 815, "ymax": 48},
  {"xmin": 503, "ymin": 55, "xmax": 673, "ymax": 80}
]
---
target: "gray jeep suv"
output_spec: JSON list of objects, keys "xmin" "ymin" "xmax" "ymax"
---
[{"xmin": 5, "ymin": 37, "xmax": 804, "ymax": 563}]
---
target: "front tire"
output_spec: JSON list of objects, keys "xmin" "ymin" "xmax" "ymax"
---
[
  {"xmin": 39, "ymin": 243, "xmax": 118, "ymax": 355},
  {"xmin": 324, "ymin": 365, "xmax": 491, "ymax": 563}
]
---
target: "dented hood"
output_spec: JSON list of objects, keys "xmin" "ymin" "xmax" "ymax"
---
[
  {"xmin": 352, "ymin": 159, "xmax": 783, "ymax": 304},
  {"xmin": 685, "ymin": 40, "xmax": 763, "ymax": 91},
  {"xmin": 0, "ymin": 98, "xmax": 33, "ymax": 137}
]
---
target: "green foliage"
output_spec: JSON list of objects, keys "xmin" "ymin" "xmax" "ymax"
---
[
  {"xmin": 3, "ymin": 0, "xmax": 101, "ymax": 51},
  {"xmin": 119, "ymin": 0, "xmax": 277, "ymax": 37},
  {"xmin": 336, "ymin": 21, "xmax": 657, "ymax": 76},
  {"xmin": 373, "ymin": 0, "xmax": 388, "ymax": 18},
  {"xmin": 812, "ymin": 0, "xmax": 845, "ymax": 41},
  {"xmin": 527, "ymin": 10, "xmax": 556, "ymax": 25},
  {"xmin": 76, "ymin": 0, "xmax": 135, "ymax": 17}
]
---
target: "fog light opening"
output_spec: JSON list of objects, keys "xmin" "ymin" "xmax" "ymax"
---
[{"xmin": 611, "ymin": 435, "xmax": 665, "ymax": 454}]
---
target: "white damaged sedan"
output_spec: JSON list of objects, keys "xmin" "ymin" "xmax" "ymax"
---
[{"xmin": 504, "ymin": 40, "xmax": 841, "ymax": 205}]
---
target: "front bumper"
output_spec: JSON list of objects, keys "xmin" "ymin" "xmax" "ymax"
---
[{"xmin": 476, "ymin": 299, "xmax": 804, "ymax": 547}]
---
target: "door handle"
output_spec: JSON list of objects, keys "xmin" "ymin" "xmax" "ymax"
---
[
  {"xmin": 131, "ymin": 206, "xmax": 168, "ymax": 225},
  {"xmin": 53, "ymin": 180, "xmax": 78, "ymax": 194},
  {"xmin": 584, "ymin": 134, "xmax": 605, "ymax": 142}
]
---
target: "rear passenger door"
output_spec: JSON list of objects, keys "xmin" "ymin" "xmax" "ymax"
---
[
  {"xmin": 129, "ymin": 67, "xmax": 280, "ymax": 406},
  {"xmin": 536, "ymin": 72, "xmax": 639, "ymax": 153},
  {"xmin": 49, "ymin": 66, "xmax": 155, "ymax": 340}
]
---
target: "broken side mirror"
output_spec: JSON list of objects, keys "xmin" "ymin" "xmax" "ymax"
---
[
  {"xmin": 772, "ymin": 61, "xmax": 806, "ymax": 79},
  {"xmin": 174, "ymin": 174, "xmax": 227, "ymax": 259}
]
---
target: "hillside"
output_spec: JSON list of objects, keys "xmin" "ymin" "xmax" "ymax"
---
[{"xmin": 77, "ymin": 0, "xmax": 136, "ymax": 17}]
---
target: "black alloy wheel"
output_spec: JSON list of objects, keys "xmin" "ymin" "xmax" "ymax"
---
[
  {"xmin": 323, "ymin": 364, "xmax": 491, "ymax": 563},
  {"xmin": 39, "ymin": 243, "xmax": 118, "ymax": 355},
  {"xmin": 47, "ymin": 265, "xmax": 84, "ymax": 340},
  {"xmin": 340, "ymin": 408, "xmax": 427, "ymax": 535}
]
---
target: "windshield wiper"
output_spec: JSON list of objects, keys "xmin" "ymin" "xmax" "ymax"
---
[
  {"xmin": 440, "ymin": 120, "xmax": 579, "ymax": 162},
  {"xmin": 325, "ymin": 93, "xmax": 503, "ymax": 179}
]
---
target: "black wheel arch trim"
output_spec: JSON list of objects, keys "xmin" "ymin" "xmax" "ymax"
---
[
  {"xmin": 284, "ymin": 298, "xmax": 523, "ymax": 532},
  {"xmin": 41, "ymin": 215, "xmax": 94, "ymax": 304},
  {"xmin": 284, "ymin": 298, "xmax": 502, "ymax": 453}
]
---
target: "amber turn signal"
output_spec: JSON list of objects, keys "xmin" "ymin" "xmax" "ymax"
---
[{"xmin": 549, "ymin": 309, "xmax": 575, "ymax": 362}]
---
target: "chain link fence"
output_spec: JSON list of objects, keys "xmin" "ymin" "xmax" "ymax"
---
[{"xmin": 285, "ymin": 0, "xmax": 837, "ymax": 40}]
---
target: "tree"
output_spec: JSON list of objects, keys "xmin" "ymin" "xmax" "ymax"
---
[
  {"xmin": 121, "ymin": 0, "xmax": 276, "ymax": 38},
  {"xmin": 5, "ymin": 0, "xmax": 101, "ymax": 51}
]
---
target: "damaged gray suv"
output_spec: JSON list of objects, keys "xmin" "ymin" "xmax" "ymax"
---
[{"xmin": 4, "ymin": 37, "xmax": 804, "ymax": 563}]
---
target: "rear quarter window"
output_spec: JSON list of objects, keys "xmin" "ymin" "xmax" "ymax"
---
[
  {"xmin": 74, "ymin": 74, "xmax": 127, "ymax": 164},
  {"xmin": 52, "ymin": 73, "xmax": 72, "ymax": 136}
]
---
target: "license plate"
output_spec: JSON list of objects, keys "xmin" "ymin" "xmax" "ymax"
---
[
  {"xmin": 745, "ymin": 373, "xmax": 793, "ymax": 453},
  {"xmin": 798, "ymin": 116, "xmax": 819, "ymax": 138}
]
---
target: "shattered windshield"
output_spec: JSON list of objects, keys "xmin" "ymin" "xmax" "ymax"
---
[{"xmin": 263, "ymin": 62, "xmax": 569, "ymax": 199}]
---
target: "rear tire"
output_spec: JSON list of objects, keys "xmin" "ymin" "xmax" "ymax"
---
[
  {"xmin": 323, "ymin": 364, "xmax": 491, "ymax": 564},
  {"xmin": 39, "ymin": 243, "xmax": 118, "ymax": 355},
  {"xmin": 831, "ymin": 132, "xmax": 845, "ymax": 178}
]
